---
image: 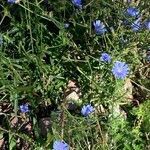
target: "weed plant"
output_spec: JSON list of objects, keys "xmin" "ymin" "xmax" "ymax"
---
[{"xmin": 0, "ymin": 0, "xmax": 150, "ymax": 149}]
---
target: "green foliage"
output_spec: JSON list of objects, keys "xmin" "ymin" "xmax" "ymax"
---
[{"xmin": 0, "ymin": 0, "xmax": 150, "ymax": 149}]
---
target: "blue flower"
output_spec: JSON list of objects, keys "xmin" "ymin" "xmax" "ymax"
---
[
  {"xmin": 53, "ymin": 140, "xmax": 69, "ymax": 150},
  {"xmin": 81, "ymin": 104, "xmax": 94, "ymax": 117},
  {"xmin": 144, "ymin": 20, "xmax": 150, "ymax": 30},
  {"xmin": 20, "ymin": 104, "xmax": 29, "ymax": 113},
  {"xmin": 126, "ymin": 7, "xmax": 139, "ymax": 17},
  {"xmin": 100, "ymin": 52, "xmax": 111, "ymax": 63},
  {"xmin": 131, "ymin": 18, "xmax": 141, "ymax": 31},
  {"xmin": 112, "ymin": 61, "xmax": 129, "ymax": 79},
  {"xmin": 7, "ymin": 0, "xmax": 16, "ymax": 3},
  {"xmin": 72, "ymin": 0, "xmax": 82, "ymax": 8},
  {"xmin": 93, "ymin": 20, "xmax": 107, "ymax": 35}
]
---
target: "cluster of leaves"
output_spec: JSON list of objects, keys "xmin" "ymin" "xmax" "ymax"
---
[{"xmin": 0, "ymin": 0, "xmax": 150, "ymax": 149}]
